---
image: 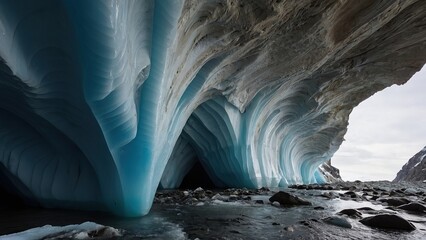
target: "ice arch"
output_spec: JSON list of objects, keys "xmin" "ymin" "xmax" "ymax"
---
[{"xmin": 0, "ymin": 0, "xmax": 425, "ymax": 216}]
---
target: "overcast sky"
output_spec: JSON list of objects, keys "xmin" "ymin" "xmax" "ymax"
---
[{"xmin": 332, "ymin": 65, "xmax": 426, "ymax": 181}]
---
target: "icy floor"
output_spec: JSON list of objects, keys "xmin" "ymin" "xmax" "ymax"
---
[
  {"xmin": 1, "ymin": 182, "xmax": 425, "ymax": 240},
  {"xmin": 0, "ymin": 222, "xmax": 121, "ymax": 240}
]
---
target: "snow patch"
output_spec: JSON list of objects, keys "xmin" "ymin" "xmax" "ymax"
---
[{"xmin": 0, "ymin": 222, "xmax": 121, "ymax": 240}]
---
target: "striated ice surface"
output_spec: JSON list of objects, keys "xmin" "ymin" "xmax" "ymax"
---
[{"xmin": 0, "ymin": 0, "xmax": 426, "ymax": 216}]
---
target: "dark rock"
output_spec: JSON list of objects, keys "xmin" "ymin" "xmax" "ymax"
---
[
  {"xmin": 299, "ymin": 220, "xmax": 310, "ymax": 226},
  {"xmin": 360, "ymin": 214, "xmax": 416, "ymax": 231},
  {"xmin": 269, "ymin": 191, "xmax": 311, "ymax": 206},
  {"xmin": 371, "ymin": 196, "xmax": 379, "ymax": 201},
  {"xmin": 357, "ymin": 207, "xmax": 375, "ymax": 211},
  {"xmin": 224, "ymin": 188, "xmax": 234, "ymax": 194},
  {"xmin": 88, "ymin": 226, "xmax": 121, "ymax": 238},
  {"xmin": 288, "ymin": 184, "xmax": 303, "ymax": 189},
  {"xmin": 320, "ymin": 192, "xmax": 337, "ymax": 199},
  {"xmin": 343, "ymin": 191, "xmax": 357, "ymax": 198},
  {"xmin": 338, "ymin": 209, "xmax": 362, "ymax": 218},
  {"xmin": 241, "ymin": 189, "xmax": 252, "ymax": 195},
  {"xmin": 323, "ymin": 216, "xmax": 352, "ymax": 228},
  {"xmin": 272, "ymin": 222, "xmax": 280, "ymax": 225},
  {"xmin": 314, "ymin": 206, "xmax": 325, "ymax": 210},
  {"xmin": 380, "ymin": 198, "xmax": 410, "ymax": 206},
  {"xmin": 228, "ymin": 195, "xmax": 238, "ymax": 201},
  {"xmin": 255, "ymin": 200, "xmax": 264, "ymax": 204},
  {"xmin": 398, "ymin": 203, "xmax": 426, "ymax": 213},
  {"xmin": 357, "ymin": 207, "xmax": 377, "ymax": 214},
  {"xmin": 389, "ymin": 190, "xmax": 404, "ymax": 197}
]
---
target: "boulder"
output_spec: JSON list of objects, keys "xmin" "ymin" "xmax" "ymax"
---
[
  {"xmin": 323, "ymin": 216, "xmax": 352, "ymax": 228},
  {"xmin": 398, "ymin": 202, "xmax": 426, "ymax": 213},
  {"xmin": 338, "ymin": 209, "xmax": 362, "ymax": 218},
  {"xmin": 380, "ymin": 197, "xmax": 410, "ymax": 206},
  {"xmin": 314, "ymin": 206, "xmax": 325, "ymax": 210},
  {"xmin": 269, "ymin": 191, "xmax": 311, "ymax": 206},
  {"xmin": 360, "ymin": 214, "xmax": 416, "ymax": 231}
]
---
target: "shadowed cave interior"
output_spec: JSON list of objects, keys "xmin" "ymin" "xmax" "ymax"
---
[
  {"xmin": 179, "ymin": 161, "xmax": 216, "ymax": 190},
  {"xmin": 0, "ymin": 165, "xmax": 35, "ymax": 210}
]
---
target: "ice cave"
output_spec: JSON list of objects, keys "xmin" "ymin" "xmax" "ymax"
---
[{"xmin": 0, "ymin": 0, "xmax": 425, "ymax": 216}]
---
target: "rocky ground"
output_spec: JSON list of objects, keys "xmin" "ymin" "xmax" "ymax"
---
[
  {"xmin": 2, "ymin": 181, "xmax": 425, "ymax": 239},
  {"xmin": 153, "ymin": 181, "xmax": 426, "ymax": 238}
]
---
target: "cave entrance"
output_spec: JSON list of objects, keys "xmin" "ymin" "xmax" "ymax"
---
[
  {"xmin": 331, "ymin": 64, "xmax": 426, "ymax": 181},
  {"xmin": 179, "ymin": 161, "xmax": 216, "ymax": 189}
]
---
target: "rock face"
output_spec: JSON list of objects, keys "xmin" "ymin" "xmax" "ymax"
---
[
  {"xmin": 0, "ymin": 0, "xmax": 426, "ymax": 216},
  {"xmin": 318, "ymin": 160, "xmax": 343, "ymax": 183},
  {"xmin": 394, "ymin": 147, "xmax": 426, "ymax": 182}
]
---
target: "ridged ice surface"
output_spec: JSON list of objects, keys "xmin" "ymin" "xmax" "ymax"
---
[{"xmin": 0, "ymin": 0, "xmax": 426, "ymax": 216}]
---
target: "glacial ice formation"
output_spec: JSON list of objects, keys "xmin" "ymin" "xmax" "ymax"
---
[{"xmin": 0, "ymin": 0, "xmax": 426, "ymax": 216}]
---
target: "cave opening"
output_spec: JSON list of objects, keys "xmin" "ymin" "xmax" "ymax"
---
[
  {"xmin": 179, "ymin": 160, "xmax": 217, "ymax": 189},
  {"xmin": 332, "ymin": 65, "xmax": 426, "ymax": 181}
]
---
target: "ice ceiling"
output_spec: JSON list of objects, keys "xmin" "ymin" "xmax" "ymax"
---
[{"xmin": 0, "ymin": 0, "xmax": 425, "ymax": 216}]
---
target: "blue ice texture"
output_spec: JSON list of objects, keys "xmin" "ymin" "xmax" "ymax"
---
[{"xmin": 0, "ymin": 0, "xmax": 340, "ymax": 216}]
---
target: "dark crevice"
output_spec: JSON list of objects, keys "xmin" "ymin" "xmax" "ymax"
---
[
  {"xmin": 179, "ymin": 161, "xmax": 216, "ymax": 189},
  {"xmin": 0, "ymin": 181, "xmax": 26, "ymax": 209},
  {"xmin": 0, "ymin": 164, "xmax": 39, "ymax": 210}
]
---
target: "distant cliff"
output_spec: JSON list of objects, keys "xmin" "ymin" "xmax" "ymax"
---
[
  {"xmin": 319, "ymin": 160, "xmax": 343, "ymax": 183},
  {"xmin": 394, "ymin": 147, "xmax": 426, "ymax": 182}
]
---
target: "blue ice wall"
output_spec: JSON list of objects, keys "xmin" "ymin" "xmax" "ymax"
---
[{"xmin": 0, "ymin": 0, "xmax": 425, "ymax": 216}]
